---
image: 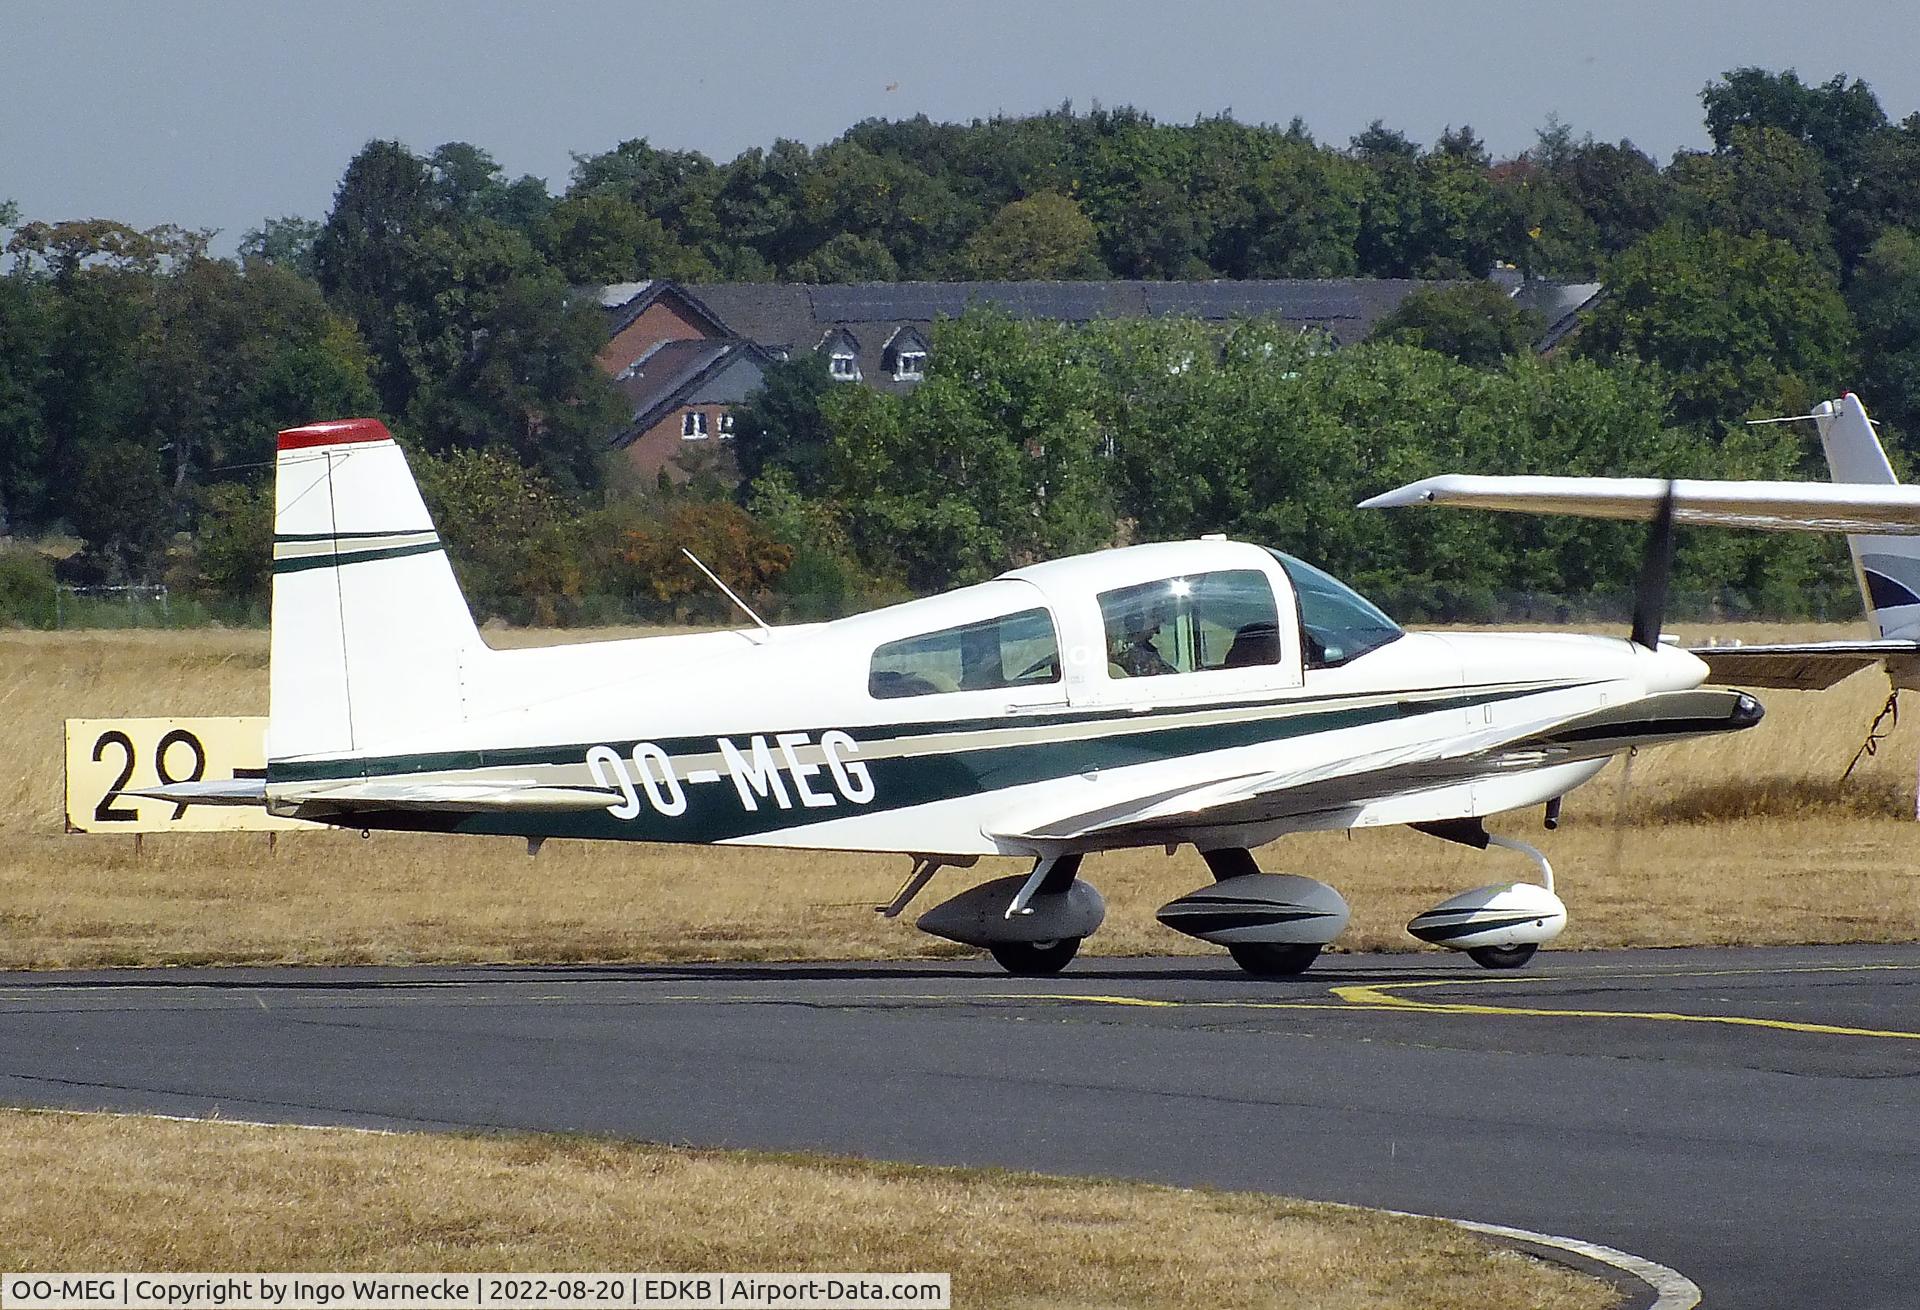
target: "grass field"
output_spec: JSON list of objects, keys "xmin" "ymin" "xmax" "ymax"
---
[
  {"xmin": 0, "ymin": 1110, "xmax": 1610, "ymax": 1310},
  {"xmin": 2, "ymin": 623, "xmax": 1917, "ymax": 969}
]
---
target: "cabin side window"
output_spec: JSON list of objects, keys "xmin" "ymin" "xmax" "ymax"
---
[
  {"xmin": 1099, "ymin": 570, "xmax": 1281, "ymax": 678},
  {"xmin": 1269, "ymin": 551, "xmax": 1403, "ymax": 668},
  {"xmin": 869, "ymin": 608, "xmax": 1062, "ymax": 698}
]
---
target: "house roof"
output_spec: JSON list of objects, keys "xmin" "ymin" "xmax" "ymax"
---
[
  {"xmin": 610, "ymin": 338, "xmax": 772, "ymax": 445},
  {"xmin": 593, "ymin": 276, "xmax": 1604, "ymax": 395},
  {"xmin": 595, "ymin": 279, "xmax": 734, "ymax": 342},
  {"xmin": 683, "ymin": 278, "xmax": 1534, "ymax": 388},
  {"xmin": 1511, "ymin": 280, "xmax": 1605, "ymax": 352},
  {"xmin": 688, "ymin": 278, "xmax": 1436, "ymax": 342}
]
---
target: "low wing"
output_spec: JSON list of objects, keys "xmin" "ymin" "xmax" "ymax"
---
[
  {"xmin": 1359, "ymin": 475, "xmax": 1920, "ymax": 535},
  {"xmin": 133, "ymin": 777, "xmax": 617, "ymax": 814},
  {"xmin": 995, "ymin": 688, "xmax": 1761, "ymax": 844},
  {"xmin": 1692, "ymin": 640, "xmax": 1920, "ymax": 690}
]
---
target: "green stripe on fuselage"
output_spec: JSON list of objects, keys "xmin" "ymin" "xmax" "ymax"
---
[{"xmin": 273, "ymin": 682, "xmax": 1579, "ymax": 845}]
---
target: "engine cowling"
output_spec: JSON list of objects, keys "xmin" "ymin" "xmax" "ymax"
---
[
  {"xmin": 917, "ymin": 875, "xmax": 1106, "ymax": 947},
  {"xmin": 1156, "ymin": 873, "xmax": 1351, "ymax": 946},
  {"xmin": 1407, "ymin": 882, "xmax": 1566, "ymax": 952}
]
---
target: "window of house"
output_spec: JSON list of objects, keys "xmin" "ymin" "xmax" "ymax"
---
[
  {"xmin": 1269, "ymin": 551, "xmax": 1402, "ymax": 669},
  {"xmin": 895, "ymin": 350, "xmax": 927, "ymax": 380},
  {"xmin": 830, "ymin": 353, "xmax": 858, "ymax": 380},
  {"xmin": 718, "ymin": 412, "xmax": 736, "ymax": 437},
  {"xmin": 681, "ymin": 411, "xmax": 709, "ymax": 439},
  {"xmin": 1099, "ymin": 570, "xmax": 1281, "ymax": 679},
  {"xmin": 869, "ymin": 608, "xmax": 1061, "ymax": 699}
]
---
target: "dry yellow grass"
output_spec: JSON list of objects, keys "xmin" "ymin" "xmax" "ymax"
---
[
  {"xmin": 1, "ymin": 623, "xmax": 1916, "ymax": 968},
  {"xmin": 0, "ymin": 1110, "xmax": 1610, "ymax": 1310}
]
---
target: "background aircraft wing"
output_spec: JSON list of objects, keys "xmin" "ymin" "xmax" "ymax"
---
[
  {"xmin": 1692, "ymin": 640, "xmax": 1920, "ymax": 690},
  {"xmin": 994, "ymin": 688, "xmax": 1760, "ymax": 844},
  {"xmin": 1359, "ymin": 475, "xmax": 1920, "ymax": 535}
]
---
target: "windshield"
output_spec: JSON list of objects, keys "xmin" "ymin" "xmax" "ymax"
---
[{"xmin": 1269, "ymin": 552, "xmax": 1402, "ymax": 669}]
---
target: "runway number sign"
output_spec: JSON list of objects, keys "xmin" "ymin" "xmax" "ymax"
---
[{"xmin": 64, "ymin": 717, "xmax": 318, "ymax": 833}]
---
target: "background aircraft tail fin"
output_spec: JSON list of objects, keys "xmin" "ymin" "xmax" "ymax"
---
[
  {"xmin": 1814, "ymin": 394, "xmax": 1920, "ymax": 639},
  {"xmin": 269, "ymin": 419, "xmax": 482, "ymax": 761}
]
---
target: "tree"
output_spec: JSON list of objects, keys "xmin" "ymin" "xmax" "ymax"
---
[
  {"xmin": 567, "ymin": 137, "xmax": 721, "ymax": 239},
  {"xmin": 312, "ymin": 140, "xmax": 441, "ymax": 415},
  {"xmin": 785, "ymin": 233, "xmax": 898, "ymax": 283},
  {"xmin": 136, "ymin": 256, "xmax": 378, "ymax": 493},
  {"xmin": 1703, "ymin": 68, "xmax": 1887, "ymax": 183},
  {"xmin": 426, "ymin": 142, "xmax": 551, "ymax": 231},
  {"xmin": 730, "ymin": 353, "xmax": 835, "ymax": 495},
  {"xmin": 1577, "ymin": 224, "xmax": 1856, "ymax": 429},
  {"xmin": 404, "ymin": 271, "xmax": 624, "ymax": 495},
  {"xmin": 1212, "ymin": 145, "xmax": 1365, "ymax": 278},
  {"xmin": 0, "ymin": 276, "xmax": 51, "ymax": 533},
  {"xmin": 797, "ymin": 141, "xmax": 975, "ymax": 278},
  {"xmin": 62, "ymin": 440, "xmax": 173, "ymax": 583},
  {"xmin": 412, "ymin": 447, "xmax": 584, "ymax": 624},
  {"xmin": 1849, "ymin": 227, "xmax": 1920, "ymax": 443},
  {"xmin": 616, "ymin": 501, "xmax": 793, "ymax": 621},
  {"xmin": 1669, "ymin": 127, "xmax": 1835, "ymax": 264},
  {"xmin": 959, "ymin": 191, "xmax": 1105, "ymax": 279},
  {"xmin": 1352, "ymin": 131, "xmax": 1503, "ymax": 278},
  {"xmin": 1549, "ymin": 135, "xmax": 1670, "ymax": 260},
  {"xmin": 538, "ymin": 192, "xmax": 712, "ymax": 284},
  {"xmin": 1703, "ymin": 68, "xmax": 1889, "ymax": 269},
  {"xmin": 238, "ymin": 216, "xmax": 322, "ymax": 278},
  {"xmin": 821, "ymin": 310, "xmax": 1114, "ymax": 587},
  {"xmin": 191, "ymin": 482, "xmax": 273, "ymax": 608},
  {"xmin": 1369, "ymin": 282, "xmax": 1544, "ymax": 367}
]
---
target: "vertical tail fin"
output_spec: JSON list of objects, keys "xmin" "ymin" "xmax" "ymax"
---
[
  {"xmin": 269, "ymin": 419, "xmax": 481, "ymax": 761},
  {"xmin": 1814, "ymin": 393, "xmax": 1920, "ymax": 639}
]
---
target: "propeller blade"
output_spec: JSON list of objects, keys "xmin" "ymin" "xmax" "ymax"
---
[{"xmin": 1629, "ymin": 480, "xmax": 1677, "ymax": 650}]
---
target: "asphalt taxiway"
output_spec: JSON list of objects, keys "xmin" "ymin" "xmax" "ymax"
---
[{"xmin": 2, "ymin": 944, "xmax": 1915, "ymax": 1309}]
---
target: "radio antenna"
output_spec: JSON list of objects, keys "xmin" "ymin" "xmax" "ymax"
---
[{"xmin": 681, "ymin": 549, "xmax": 772, "ymax": 634}]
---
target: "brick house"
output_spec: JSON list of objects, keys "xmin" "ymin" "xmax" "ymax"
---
[{"xmin": 592, "ymin": 275, "xmax": 1601, "ymax": 482}]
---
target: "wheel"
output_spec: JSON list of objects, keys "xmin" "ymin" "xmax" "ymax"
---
[
  {"xmin": 1467, "ymin": 943, "xmax": 1538, "ymax": 970},
  {"xmin": 989, "ymin": 937, "xmax": 1082, "ymax": 976},
  {"xmin": 1227, "ymin": 942, "xmax": 1322, "ymax": 976}
]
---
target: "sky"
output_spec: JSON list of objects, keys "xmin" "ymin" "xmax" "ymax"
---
[{"xmin": 6, "ymin": 1, "xmax": 1920, "ymax": 253}]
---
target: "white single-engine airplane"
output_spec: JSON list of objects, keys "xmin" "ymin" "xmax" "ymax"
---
[
  {"xmin": 151, "ymin": 417, "xmax": 1764, "ymax": 977},
  {"xmin": 1363, "ymin": 394, "xmax": 1920, "ymax": 693}
]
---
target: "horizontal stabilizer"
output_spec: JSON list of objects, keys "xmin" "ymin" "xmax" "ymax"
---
[
  {"xmin": 1692, "ymin": 641, "xmax": 1920, "ymax": 690},
  {"xmin": 284, "ymin": 779, "xmax": 619, "ymax": 814},
  {"xmin": 128, "ymin": 778, "xmax": 268, "ymax": 807},
  {"xmin": 1359, "ymin": 476, "xmax": 1920, "ymax": 535}
]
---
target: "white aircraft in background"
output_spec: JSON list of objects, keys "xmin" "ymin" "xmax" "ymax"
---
[
  {"xmin": 149, "ymin": 417, "xmax": 1763, "ymax": 977},
  {"xmin": 1362, "ymin": 394, "xmax": 1920, "ymax": 694}
]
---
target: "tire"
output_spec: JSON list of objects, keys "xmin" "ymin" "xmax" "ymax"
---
[
  {"xmin": 1227, "ymin": 942, "xmax": 1322, "ymax": 976},
  {"xmin": 1467, "ymin": 943, "xmax": 1539, "ymax": 970},
  {"xmin": 989, "ymin": 937, "xmax": 1082, "ymax": 976}
]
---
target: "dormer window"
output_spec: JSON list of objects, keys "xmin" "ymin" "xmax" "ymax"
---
[
  {"xmin": 820, "ymin": 327, "xmax": 862, "ymax": 382},
  {"xmin": 882, "ymin": 326, "xmax": 930, "ymax": 382},
  {"xmin": 681, "ymin": 411, "xmax": 709, "ymax": 440}
]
